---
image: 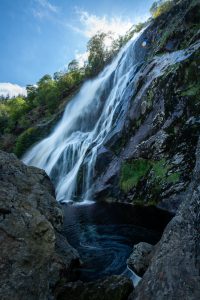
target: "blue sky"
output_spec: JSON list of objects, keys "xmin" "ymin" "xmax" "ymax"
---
[{"xmin": 0, "ymin": 0, "xmax": 155, "ymax": 95}]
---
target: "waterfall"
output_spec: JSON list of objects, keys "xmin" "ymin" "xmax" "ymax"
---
[{"xmin": 23, "ymin": 32, "xmax": 144, "ymax": 203}]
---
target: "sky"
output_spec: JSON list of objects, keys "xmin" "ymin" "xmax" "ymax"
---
[{"xmin": 0, "ymin": 0, "xmax": 155, "ymax": 96}]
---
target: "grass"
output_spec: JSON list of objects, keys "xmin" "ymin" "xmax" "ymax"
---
[
  {"xmin": 120, "ymin": 158, "xmax": 180, "ymax": 193},
  {"xmin": 120, "ymin": 159, "xmax": 151, "ymax": 192}
]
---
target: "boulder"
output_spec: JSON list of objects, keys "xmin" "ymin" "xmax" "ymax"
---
[
  {"xmin": 127, "ymin": 242, "xmax": 153, "ymax": 276},
  {"xmin": 0, "ymin": 151, "xmax": 79, "ymax": 300},
  {"xmin": 56, "ymin": 275, "xmax": 133, "ymax": 300}
]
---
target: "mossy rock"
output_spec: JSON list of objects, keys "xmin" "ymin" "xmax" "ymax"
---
[
  {"xmin": 120, "ymin": 158, "xmax": 180, "ymax": 194},
  {"xmin": 120, "ymin": 159, "xmax": 151, "ymax": 192}
]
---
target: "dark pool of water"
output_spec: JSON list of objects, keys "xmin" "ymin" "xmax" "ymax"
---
[{"xmin": 62, "ymin": 202, "xmax": 172, "ymax": 282}]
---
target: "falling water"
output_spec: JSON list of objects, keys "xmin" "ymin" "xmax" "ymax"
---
[
  {"xmin": 23, "ymin": 32, "xmax": 143, "ymax": 203},
  {"xmin": 23, "ymin": 28, "xmax": 200, "ymax": 204}
]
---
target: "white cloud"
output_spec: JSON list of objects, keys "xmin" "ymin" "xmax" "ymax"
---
[
  {"xmin": 75, "ymin": 51, "xmax": 89, "ymax": 67},
  {"xmin": 33, "ymin": 0, "xmax": 59, "ymax": 19},
  {"xmin": 0, "ymin": 83, "xmax": 27, "ymax": 98},
  {"xmin": 70, "ymin": 9, "xmax": 151, "ymax": 67},
  {"xmin": 74, "ymin": 9, "xmax": 133, "ymax": 39},
  {"xmin": 37, "ymin": 0, "xmax": 58, "ymax": 13}
]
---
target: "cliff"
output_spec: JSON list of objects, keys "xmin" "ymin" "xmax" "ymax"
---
[{"xmin": 93, "ymin": 0, "xmax": 200, "ymax": 213}]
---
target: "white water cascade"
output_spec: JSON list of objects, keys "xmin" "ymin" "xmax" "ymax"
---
[{"xmin": 23, "ymin": 33, "xmax": 143, "ymax": 203}]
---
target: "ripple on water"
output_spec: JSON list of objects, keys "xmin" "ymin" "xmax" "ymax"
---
[{"xmin": 62, "ymin": 202, "xmax": 173, "ymax": 283}]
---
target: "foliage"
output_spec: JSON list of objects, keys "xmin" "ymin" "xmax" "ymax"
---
[
  {"xmin": 120, "ymin": 158, "xmax": 180, "ymax": 193},
  {"xmin": 150, "ymin": 0, "xmax": 174, "ymax": 18},
  {"xmin": 0, "ymin": 97, "xmax": 29, "ymax": 134},
  {"xmin": 14, "ymin": 127, "xmax": 40, "ymax": 157},
  {"xmin": 86, "ymin": 33, "xmax": 109, "ymax": 77},
  {"xmin": 120, "ymin": 159, "xmax": 151, "ymax": 192}
]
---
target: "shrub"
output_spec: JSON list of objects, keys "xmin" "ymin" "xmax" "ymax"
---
[
  {"xmin": 150, "ymin": 0, "xmax": 174, "ymax": 18},
  {"xmin": 14, "ymin": 127, "xmax": 40, "ymax": 157}
]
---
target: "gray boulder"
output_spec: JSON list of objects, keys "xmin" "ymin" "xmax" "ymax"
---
[
  {"xmin": 127, "ymin": 242, "xmax": 153, "ymax": 276},
  {"xmin": 0, "ymin": 151, "xmax": 79, "ymax": 300},
  {"xmin": 56, "ymin": 275, "xmax": 133, "ymax": 300}
]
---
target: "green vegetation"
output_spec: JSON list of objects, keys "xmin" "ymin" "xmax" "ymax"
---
[
  {"xmin": 150, "ymin": 0, "xmax": 174, "ymax": 18},
  {"xmin": 0, "ymin": 97, "xmax": 29, "ymax": 135},
  {"xmin": 151, "ymin": 159, "xmax": 180, "ymax": 184},
  {"xmin": 120, "ymin": 158, "xmax": 180, "ymax": 193},
  {"xmin": 151, "ymin": 159, "xmax": 169, "ymax": 181},
  {"xmin": 120, "ymin": 159, "xmax": 151, "ymax": 192},
  {"xmin": 181, "ymin": 83, "xmax": 200, "ymax": 97},
  {"xmin": 14, "ymin": 127, "xmax": 40, "ymax": 157}
]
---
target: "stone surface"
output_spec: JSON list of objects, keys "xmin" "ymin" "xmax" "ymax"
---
[
  {"xmin": 129, "ymin": 139, "xmax": 200, "ymax": 299},
  {"xmin": 127, "ymin": 242, "xmax": 153, "ymax": 276},
  {"xmin": 56, "ymin": 275, "xmax": 133, "ymax": 300},
  {"xmin": 0, "ymin": 150, "xmax": 79, "ymax": 300}
]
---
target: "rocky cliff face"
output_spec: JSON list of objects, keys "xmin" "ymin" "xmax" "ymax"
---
[
  {"xmin": 0, "ymin": 151, "xmax": 79, "ymax": 300},
  {"xmin": 129, "ymin": 138, "xmax": 200, "ymax": 299},
  {"xmin": 93, "ymin": 0, "xmax": 200, "ymax": 213}
]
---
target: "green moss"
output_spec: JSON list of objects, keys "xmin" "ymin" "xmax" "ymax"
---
[
  {"xmin": 152, "ymin": 159, "xmax": 169, "ymax": 180},
  {"xmin": 167, "ymin": 172, "xmax": 180, "ymax": 184},
  {"xmin": 14, "ymin": 127, "xmax": 41, "ymax": 158},
  {"xmin": 133, "ymin": 198, "xmax": 158, "ymax": 206},
  {"xmin": 147, "ymin": 90, "xmax": 154, "ymax": 108},
  {"xmin": 120, "ymin": 158, "xmax": 181, "ymax": 193},
  {"xmin": 136, "ymin": 118, "xmax": 142, "ymax": 128},
  {"xmin": 181, "ymin": 83, "xmax": 200, "ymax": 97},
  {"xmin": 120, "ymin": 159, "xmax": 151, "ymax": 192},
  {"xmin": 146, "ymin": 199, "xmax": 158, "ymax": 206},
  {"xmin": 151, "ymin": 159, "xmax": 180, "ymax": 184}
]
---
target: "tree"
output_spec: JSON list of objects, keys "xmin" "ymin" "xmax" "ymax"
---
[
  {"xmin": 68, "ymin": 59, "xmax": 79, "ymax": 72},
  {"xmin": 150, "ymin": 0, "xmax": 173, "ymax": 18},
  {"xmin": 33, "ymin": 74, "xmax": 59, "ymax": 112},
  {"xmin": 53, "ymin": 71, "xmax": 63, "ymax": 81},
  {"xmin": 26, "ymin": 85, "xmax": 37, "ymax": 107},
  {"xmin": 86, "ymin": 32, "xmax": 107, "ymax": 77}
]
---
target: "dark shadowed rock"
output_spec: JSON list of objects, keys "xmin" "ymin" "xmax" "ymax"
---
[
  {"xmin": 127, "ymin": 242, "xmax": 153, "ymax": 276},
  {"xmin": 0, "ymin": 151, "xmax": 79, "ymax": 300},
  {"xmin": 129, "ymin": 139, "xmax": 200, "ymax": 300},
  {"xmin": 95, "ymin": 146, "xmax": 114, "ymax": 175},
  {"xmin": 56, "ymin": 275, "xmax": 133, "ymax": 300}
]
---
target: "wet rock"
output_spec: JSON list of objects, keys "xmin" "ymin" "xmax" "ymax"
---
[
  {"xmin": 0, "ymin": 151, "xmax": 79, "ymax": 300},
  {"xmin": 56, "ymin": 275, "xmax": 133, "ymax": 300},
  {"xmin": 127, "ymin": 242, "xmax": 153, "ymax": 276},
  {"xmin": 165, "ymin": 40, "xmax": 177, "ymax": 52},
  {"xmin": 95, "ymin": 146, "xmax": 114, "ymax": 175},
  {"xmin": 141, "ymin": 101, "xmax": 147, "ymax": 115},
  {"xmin": 184, "ymin": 3, "xmax": 200, "ymax": 24}
]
